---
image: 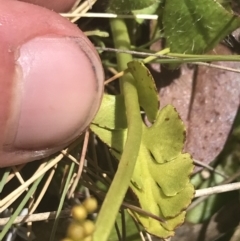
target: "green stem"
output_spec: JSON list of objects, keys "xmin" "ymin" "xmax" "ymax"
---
[
  {"xmin": 133, "ymin": 48, "xmax": 240, "ymax": 63},
  {"xmin": 168, "ymin": 52, "xmax": 240, "ymax": 60},
  {"xmin": 93, "ymin": 19, "xmax": 142, "ymax": 241},
  {"xmin": 150, "ymin": 57, "xmax": 240, "ymax": 64},
  {"xmin": 0, "ymin": 168, "xmax": 10, "ymax": 193}
]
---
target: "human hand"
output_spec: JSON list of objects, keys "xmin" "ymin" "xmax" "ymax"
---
[{"xmin": 0, "ymin": 1, "xmax": 104, "ymax": 167}]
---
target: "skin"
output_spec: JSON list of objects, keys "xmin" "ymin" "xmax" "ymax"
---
[
  {"xmin": 17, "ymin": 0, "xmax": 78, "ymax": 12},
  {"xmin": 0, "ymin": 1, "xmax": 104, "ymax": 167}
]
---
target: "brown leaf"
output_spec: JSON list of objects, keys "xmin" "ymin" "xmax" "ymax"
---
[{"xmin": 150, "ymin": 44, "xmax": 240, "ymax": 171}]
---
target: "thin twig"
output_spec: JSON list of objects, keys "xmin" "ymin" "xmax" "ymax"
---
[
  {"xmin": 68, "ymin": 130, "xmax": 90, "ymax": 198},
  {"xmin": 6, "ymin": 165, "xmax": 25, "ymax": 183},
  {"xmin": 68, "ymin": 0, "xmax": 97, "ymax": 23},
  {"xmin": 0, "ymin": 210, "xmax": 70, "ymax": 227},
  {"xmin": 61, "ymin": 12, "xmax": 158, "ymax": 20},
  {"xmin": 123, "ymin": 202, "xmax": 165, "ymax": 223},
  {"xmin": 11, "ymin": 166, "xmax": 29, "ymax": 192},
  {"xmin": 104, "ymin": 70, "xmax": 125, "ymax": 85},
  {"xmin": 29, "ymin": 165, "xmax": 57, "ymax": 214},
  {"xmin": 0, "ymin": 153, "xmax": 65, "ymax": 209},
  {"xmin": 1, "ymin": 139, "xmax": 80, "ymax": 209},
  {"xmin": 108, "ymin": 67, "xmax": 118, "ymax": 76},
  {"xmin": 0, "ymin": 162, "xmax": 47, "ymax": 211},
  {"xmin": 89, "ymin": 133, "xmax": 99, "ymax": 177},
  {"xmin": 146, "ymin": 233, "xmax": 153, "ymax": 241},
  {"xmin": 0, "ymin": 173, "xmax": 44, "ymax": 239},
  {"xmin": 121, "ymin": 210, "xmax": 126, "ymax": 241},
  {"xmin": 103, "ymin": 144, "xmax": 114, "ymax": 174},
  {"xmin": 103, "ymin": 48, "xmax": 240, "ymax": 90},
  {"xmin": 0, "ymin": 187, "xmax": 25, "ymax": 213},
  {"xmin": 97, "ymin": 47, "xmax": 169, "ymax": 59},
  {"xmin": 131, "ymin": 217, "xmax": 145, "ymax": 241},
  {"xmin": 99, "ymin": 47, "xmax": 240, "ymax": 73},
  {"xmin": 195, "ymin": 181, "xmax": 240, "ymax": 197},
  {"xmin": 7, "ymin": 180, "xmax": 240, "ymax": 226},
  {"xmin": 61, "ymin": 150, "xmax": 79, "ymax": 164},
  {"xmin": 189, "ymin": 169, "xmax": 240, "ymax": 210},
  {"xmin": 193, "ymin": 159, "xmax": 228, "ymax": 178},
  {"xmin": 114, "ymin": 221, "xmax": 122, "ymax": 241}
]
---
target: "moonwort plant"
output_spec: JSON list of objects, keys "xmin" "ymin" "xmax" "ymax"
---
[
  {"xmin": 90, "ymin": 18, "xmax": 194, "ymax": 240},
  {"xmin": 90, "ymin": 0, "xmax": 240, "ymax": 240}
]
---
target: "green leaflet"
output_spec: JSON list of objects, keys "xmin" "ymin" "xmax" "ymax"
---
[
  {"xmin": 162, "ymin": 0, "xmax": 240, "ymax": 54},
  {"xmin": 92, "ymin": 94, "xmax": 127, "ymax": 130},
  {"xmin": 91, "ymin": 61, "xmax": 194, "ymax": 238},
  {"xmin": 130, "ymin": 210, "xmax": 185, "ymax": 237},
  {"xmin": 132, "ymin": 1, "xmax": 161, "ymax": 24},
  {"xmin": 128, "ymin": 61, "xmax": 159, "ymax": 123}
]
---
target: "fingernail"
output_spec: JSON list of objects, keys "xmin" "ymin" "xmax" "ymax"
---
[
  {"xmin": 18, "ymin": 0, "xmax": 78, "ymax": 12},
  {"xmin": 10, "ymin": 35, "xmax": 103, "ymax": 151}
]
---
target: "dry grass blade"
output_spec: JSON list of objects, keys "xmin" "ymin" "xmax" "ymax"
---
[
  {"xmin": 68, "ymin": 130, "xmax": 90, "ymax": 198},
  {"xmin": 0, "ymin": 152, "xmax": 65, "ymax": 209},
  {"xmin": 61, "ymin": 150, "xmax": 79, "ymax": 164},
  {"xmin": 0, "ymin": 210, "xmax": 70, "ymax": 226},
  {"xmin": 189, "ymin": 170, "xmax": 240, "ymax": 210},
  {"xmin": 61, "ymin": 12, "xmax": 159, "ymax": 20},
  {"xmin": 0, "ymin": 162, "xmax": 47, "ymax": 212},
  {"xmin": 195, "ymin": 182, "xmax": 240, "ymax": 197},
  {"xmin": 28, "ymin": 165, "xmax": 57, "ymax": 215},
  {"xmin": 66, "ymin": 0, "xmax": 98, "ymax": 23},
  {"xmin": 193, "ymin": 159, "xmax": 228, "ymax": 178},
  {"xmin": 104, "ymin": 70, "xmax": 126, "ymax": 85},
  {"xmin": 11, "ymin": 166, "xmax": 29, "ymax": 192},
  {"xmin": 6, "ymin": 164, "xmax": 25, "ymax": 183}
]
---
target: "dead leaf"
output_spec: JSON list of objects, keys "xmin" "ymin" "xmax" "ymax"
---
[{"xmin": 149, "ymin": 43, "xmax": 240, "ymax": 171}]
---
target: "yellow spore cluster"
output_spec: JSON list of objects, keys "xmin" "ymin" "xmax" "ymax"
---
[{"xmin": 62, "ymin": 197, "xmax": 98, "ymax": 241}]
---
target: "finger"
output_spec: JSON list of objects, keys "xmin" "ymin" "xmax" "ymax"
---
[
  {"xmin": 17, "ymin": 0, "xmax": 78, "ymax": 12},
  {"xmin": 0, "ymin": 1, "xmax": 104, "ymax": 167}
]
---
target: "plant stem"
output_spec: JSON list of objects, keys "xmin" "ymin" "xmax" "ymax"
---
[
  {"xmin": 93, "ymin": 18, "xmax": 142, "ymax": 241},
  {"xmin": 195, "ymin": 181, "xmax": 240, "ymax": 197}
]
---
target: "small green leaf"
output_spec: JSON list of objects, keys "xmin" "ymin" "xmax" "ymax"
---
[
  {"xmin": 91, "ymin": 107, "xmax": 194, "ymax": 240},
  {"xmin": 129, "ymin": 106, "xmax": 194, "ymax": 238},
  {"xmin": 148, "ymin": 153, "xmax": 194, "ymax": 197},
  {"xmin": 145, "ymin": 106, "xmax": 185, "ymax": 163},
  {"xmin": 92, "ymin": 94, "xmax": 127, "ymax": 130},
  {"xmin": 90, "ymin": 62, "xmax": 195, "ymax": 238},
  {"xmin": 128, "ymin": 61, "xmax": 159, "ymax": 122},
  {"xmin": 131, "ymin": 211, "xmax": 186, "ymax": 237},
  {"xmin": 132, "ymin": 1, "xmax": 161, "ymax": 24},
  {"xmin": 90, "ymin": 124, "xmax": 127, "ymax": 155},
  {"xmin": 162, "ymin": 0, "xmax": 240, "ymax": 54}
]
